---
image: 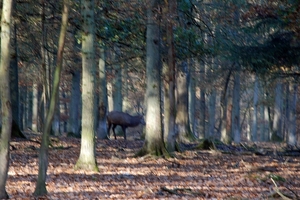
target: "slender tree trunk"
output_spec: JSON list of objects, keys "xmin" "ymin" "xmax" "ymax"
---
[
  {"xmin": 199, "ymin": 61, "xmax": 206, "ymax": 139},
  {"xmin": 32, "ymin": 83, "xmax": 39, "ymax": 131},
  {"xmin": 112, "ymin": 45, "xmax": 122, "ymax": 112},
  {"xmin": 188, "ymin": 61, "xmax": 196, "ymax": 138},
  {"xmin": 272, "ymin": 82, "xmax": 283, "ymax": 140},
  {"xmin": 220, "ymin": 69, "xmax": 232, "ymax": 144},
  {"xmin": 208, "ymin": 90, "xmax": 216, "ymax": 138},
  {"xmin": 10, "ymin": 19, "xmax": 20, "ymax": 128},
  {"xmin": 68, "ymin": 70, "xmax": 81, "ymax": 136},
  {"xmin": 0, "ymin": 0, "xmax": 13, "ymax": 198},
  {"xmin": 251, "ymin": 74, "xmax": 259, "ymax": 141},
  {"xmin": 67, "ymin": 31, "xmax": 81, "ymax": 136},
  {"xmin": 232, "ymin": 69, "xmax": 241, "ymax": 143},
  {"xmin": 137, "ymin": 0, "xmax": 167, "ymax": 157},
  {"xmin": 75, "ymin": 0, "xmax": 98, "ymax": 171},
  {"xmin": 97, "ymin": 48, "xmax": 108, "ymax": 139},
  {"xmin": 287, "ymin": 83, "xmax": 297, "ymax": 146},
  {"xmin": 33, "ymin": 0, "xmax": 69, "ymax": 196}
]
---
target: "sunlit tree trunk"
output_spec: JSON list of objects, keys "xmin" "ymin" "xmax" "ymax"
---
[
  {"xmin": 0, "ymin": 0, "xmax": 13, "ymax": 198},
  {"xmin": 32, "ymin": 83, "xmax": 39, "ymax": 131},
  {"xmin": 137, "ymin": 0, "xmax": 167, "ymax": 157},
  {"xmin": 75, "ymin": 0, "xmax": 98, "ymax": 171},
  {"xmin": 33, "ymin": 0, "xmax": 69, "ymax": 196},
  {"xmin": 97, "ymin": 48, "xmax": 108, "ymax": 139}
]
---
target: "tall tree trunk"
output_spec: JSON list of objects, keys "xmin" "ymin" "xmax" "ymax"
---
[
  {"xmin": 32, "ymin": 83, "xmax": 39, "ymax": 132},
  {"xmin": 0, "ymin": 0, "xmax": 13, "ymax": 198},
  {"xmin": 68, "ymin": 70, "xmax": 81, "ymax": 136},
  {"xmin": 220, "ymin": 69, "xmax": 232, "ymax": 144},
  {"xmin": 163, "ymin": 0, "xmax": 177, "ymax": 152},
  {"xmin": 188, "ymin": 61, "xmax": 196, "ymax": 138},
  {"xmin": 112, "ymin": 45, "xmax": 122, "ymax": 112},
  {"xmin": 75, "ymin": 0, "xmax": 98, "ymax": 171},
  {"xmin": 10, "ymin": 19, "xmax": 20, "ymax": 128},
  {"xmin": 287, "ymin": 83, "xmax": 297, "ymax": 146},
  {"xmin": 272, "ymin": 82, "xmax": 283, "ymax": 140},
  {"xmin": 208, "ymin": 90, "xmax": 216, "ymax": 138},
  {"xmin": 97, "ymin": 48, "xmax": 108, "ymax": 139},
  {"xmin": 198, "ymin": 61, "xmax": 206, "ymax": 139},
  {"xmin": 137, "ymin": 0, "xmax": 167, "ymax": 157},
  {"xmin": 232, "ymin": 69, "xmax": 241, "ymax": 143},
  {"xmin": 67, "ymin": 31, "xmax": 81, "ymax": 136},
  {"xmin": 34, "ymin": 0, "xmax": 69, "ymax": 196},
  {"xmin": 251, "ymin": 74, "xmax": 259, "ymax": 141},
  {"xmin": 176, "ymin": 61, "xmax": 193, "ymax": 142}
]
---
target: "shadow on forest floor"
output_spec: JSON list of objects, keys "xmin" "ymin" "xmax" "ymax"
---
[{"xmin": 6, "ymin": 132, "xmax": 300, "ymax": 199}]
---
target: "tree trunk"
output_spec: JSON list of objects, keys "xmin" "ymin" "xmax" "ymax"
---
[
  {"xmin": 68, "ymin": 70, "xmax": 81, "ymax": 136},
  {"xmin": 33, "ymin": 0, "xmax": 69, "ymax": 196},
  {"xmin": 0, "ymin": 0, "xmax": 13, "ymax": 198},
  {"xmin": 112, "ymin": 45, "xmax": 122, "ymax": 112},
  {"xmin": 10, "ymin": 20, "xmax": 20, "ymax": 129},
  {"xmin": 176, "ymin": 61, "xmax": 193, "ymax": 142},
  {"xmin": 188, "ymin": 61, "xmax": 196, "ymax": 138},
  {"xmin": 163, "ymin": 0, "xmax": 177, "ymax": 152},
  {"xmin": 137, "ymin": 0, "xmax": 167, "ymax": 157},
  {"xmin": 199, "ymin": 61, "xmax": 206, "ymax": 139},
  {"xmin": 232, "ymin": 69, "xmax": 241, "ymax": 143},
  {"xmin": 287, "ymin": 83, "xmax": 297, "ymax": 146},
  {"xmin": 220, "ymin": 69, "xmax": 232, "ymax": 144},
  {"xmin": 272, "ymin": 82, "xmax": 283, "ymax": 141},
  {"xmin": 208, "ymin": 90, "xmax": 216, "ymax": 138},
  {"xmin": 97, "ymin": 48, "xmax": 108, "ymax": 139},
  {"xmin": 251, "ymin": 74, "xmax": 259, "ymax": 141},
  {"xmin": 75, "ymin": 0, "xmax": 98, "ymax": 171},
  {"xmin": 32, "ymin": 83, "xmax": 39, "ymax": 132}
]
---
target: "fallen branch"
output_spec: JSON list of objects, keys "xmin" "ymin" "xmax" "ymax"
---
[
  {"xmin": 160, "ymin": 186, "xmax": 205, "ymax": 197},
  {"xmin": 271, "ymin": 178, "xmax": 292, "ymax": 200}
]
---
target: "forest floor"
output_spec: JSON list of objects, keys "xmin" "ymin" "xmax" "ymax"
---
[{"xmin": 6, "ymin": 132, "xmax": 300, "ymax": 200}]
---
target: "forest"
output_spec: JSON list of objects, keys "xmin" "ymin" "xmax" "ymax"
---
[{"xmin": 0, "ymin": 0, "xmax": 300, "ymax": 199}]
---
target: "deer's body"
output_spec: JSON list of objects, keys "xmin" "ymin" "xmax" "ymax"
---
[{"xmin": 107, "ymin": 111, "xmax": 145, "ymax": 140}]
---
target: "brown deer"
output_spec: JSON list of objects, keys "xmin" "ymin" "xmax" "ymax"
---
[{"xmin": 107, "ymin": 111, "xmax": 146, "ymax": 140}]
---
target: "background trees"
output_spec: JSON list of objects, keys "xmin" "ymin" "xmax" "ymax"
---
[
  {"xmin": 3, "ymin": 0, "xmax": 299, "ymax": 142},
  {"xmin": 1, "ymin": 0, "xmax": 300, "ymax": 196}
]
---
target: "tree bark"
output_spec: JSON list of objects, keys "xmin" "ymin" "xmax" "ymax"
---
[
  {"xmin": 0, "ymin": 0, "xmax": 13, "ymax": 198},
  {"xmin": 97, "ymin": 49, "xmax": 108, "ymax": 139},
  {"xmin": 176, "ymin": 61, "xmax": 193, "ymax": 142},
  {"xmin": 34, "ymin": 0, "xmax": 69, "ymax": 196},
  {"xmin": 137, "ymin": 0, "xmax": 167, "ymax": 157},
  {"xmin": 164, "ymin": 0, "xmax": 177, "ymax": 152},
  {"xmin": 251, "ymin": 74, "xmax": 259, "ymax": 141},
  {"xmin": 287, "ymin": 83, "xmax": 297, "ymax": 146},
  {"xmin": 75, "ymin": 0, "xmax": 98, "ymax": 171}
]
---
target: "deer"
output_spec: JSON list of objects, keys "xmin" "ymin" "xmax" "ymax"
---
[{"xmin": 107, "ymin": 111, "xmax": 146, "ymax": 140}]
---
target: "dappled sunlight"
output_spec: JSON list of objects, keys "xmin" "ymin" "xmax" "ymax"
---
[{"xmin": 6, "ymin": 135, "xmax": 300, "ymax": 199}]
